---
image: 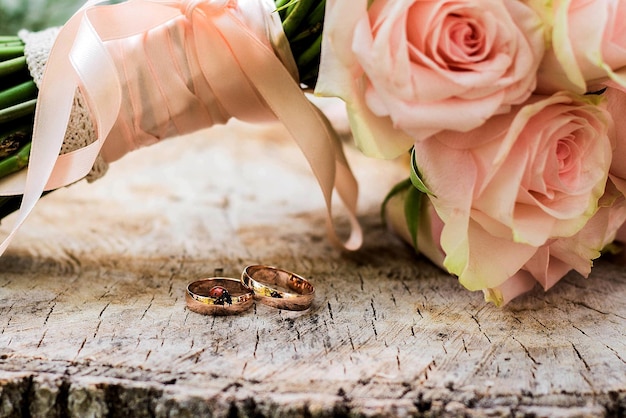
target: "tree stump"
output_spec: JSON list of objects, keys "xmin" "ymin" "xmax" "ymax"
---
[{"xmin": 0, "ymin": 117, "xmax": 625, "ymax": 417}]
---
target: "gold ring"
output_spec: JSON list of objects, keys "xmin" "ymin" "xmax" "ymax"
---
[
  {"xmin": 186, "ymin": 277, "xmax": 253, "ymax": 315},
  {"xmin": 241, "ymin": 265, "xmax": 315, "ymax": 311}
]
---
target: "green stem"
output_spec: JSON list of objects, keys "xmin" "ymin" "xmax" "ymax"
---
[
  {"xmin": 285, "ymin": 1, "xmax": 298, "ymax": 15},
  {"xmin": 0, "ymin": 99, "xmax": 37, "ymax": 124},
  {"xmin": 303, "ymin": 0, "xmax": 325, "ymax": 27},
  {"xmin": 0, "ymin": 195, "xmax": 25, "ymax": 220},
  {"xmin": 0, "ymin": 56, "xmax": 27, "ymax": 78},
  {"xmin": 0, "ymin": 80, "xmax": 38, "ymax": 109},
  {"xmin": 299, "ymin": 66, "xmax": 319, "ymax": 87},
  {"xmin": 295, "ymin": 33, "xmax": 322, "ymax": 69},
  {"xmin": 0, "ymin": 45, "xmax": 25, "ymax": 61},
  {"xmin": 281, "ymin": 0, "xmax": 316, "ymax": 39},
  {"xmin": 290, "ymin": 21, "xmax": 321, "ymax": 43},
  {"xmin": 276, "ymin": 0, "xmax": 325, "ymax": 88},
  {"xmin": 0, "ymin": 118, "xmax": 31, "ymax": 156},
  {"xmin": 274, "ymin": 0, "xmax": 294, "ymax": 12},
  {"xmin": 0, "ymin": 141, "xmax": 30, "ymax": 179}
]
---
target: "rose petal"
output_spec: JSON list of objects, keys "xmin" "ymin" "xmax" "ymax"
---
[{"xmin": 483, "ymin": 270, "xmax": 537, "ymax": 306}]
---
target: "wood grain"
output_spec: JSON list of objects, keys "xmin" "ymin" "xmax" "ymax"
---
[{"xmin": 0, "ymin": 117, "xmax": 625, "ymax": 417}]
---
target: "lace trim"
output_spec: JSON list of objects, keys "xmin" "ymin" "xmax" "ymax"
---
[{"xmin": 18, "ymin": 28, "xmax": 108, "ymax": 182}]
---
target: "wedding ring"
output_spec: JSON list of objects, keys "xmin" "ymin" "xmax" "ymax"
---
[
  {"xmin": 241, "ymin": 265, "xmax": 315, "ymax": 311},
  {"xmin": 186, "ymin": 277, "xmax": 253, "ymax": 315}
]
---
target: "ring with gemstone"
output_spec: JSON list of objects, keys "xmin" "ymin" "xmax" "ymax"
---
[
  {"xmin": 186, "ymin": 277, "xmax": 254, "ymax": 315},
  {"xmin": 241, "ymin": 265, "xmax": 315, "ymax": 311}
]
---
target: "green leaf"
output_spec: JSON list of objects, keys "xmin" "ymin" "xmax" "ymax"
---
[
  {"xmin": 410, "ymin": 147, "xmax": 435, "ymax": 197},
  {"xmin": 404, "ymin": 185, "xmax": 424, "ymax": 250}
]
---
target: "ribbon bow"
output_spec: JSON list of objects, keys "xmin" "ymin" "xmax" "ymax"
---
[{"xmin": 0, "ymin": 0, "xmax": 363, "ymax": 254}]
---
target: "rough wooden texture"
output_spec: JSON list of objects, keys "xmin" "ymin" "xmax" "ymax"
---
[{"xmin": 0, "ymin": 117, "xmax": 625, "ymax": 418}]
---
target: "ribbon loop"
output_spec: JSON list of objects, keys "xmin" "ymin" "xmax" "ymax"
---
[{"xmin": 182, "ymin": 0, "xmax": 230, "ymax": 18}]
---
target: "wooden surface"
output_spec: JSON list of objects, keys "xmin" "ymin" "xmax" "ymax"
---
[{"xmin": 0, "ymin": 115, "xmax": 625, "ymax": 417}]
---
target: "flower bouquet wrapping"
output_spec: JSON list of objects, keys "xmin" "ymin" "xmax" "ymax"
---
[
  {"xmin": 2, "ymin": 0, "xmax": 626, "ymax": 306},
  {"xmin": 0, "ymin": 0, "xmax": 363, "ymax": 257}
]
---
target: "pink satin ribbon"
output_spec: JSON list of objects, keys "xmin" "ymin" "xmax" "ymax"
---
[{"xmin": 0, "ymin": 0, "xmax": 362, "ymax": 253}]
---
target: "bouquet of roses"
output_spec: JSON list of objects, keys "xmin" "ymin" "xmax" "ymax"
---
[
  {"xmin": 2, "ymin": 0, "xmax": 626, "ymax": 306},
  {"xmin": 316, "ymin": 0, "xmax": 626, "ymax": 305}
]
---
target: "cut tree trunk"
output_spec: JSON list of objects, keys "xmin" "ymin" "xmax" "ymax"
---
[{"xmin": 0, "ymin": 118, "xmax": 625, "ymax": 418}]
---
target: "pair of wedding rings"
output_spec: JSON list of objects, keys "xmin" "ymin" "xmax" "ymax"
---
[{"xmin": 185, "ymin": 265, "xmax": 315, "ymax": 315}]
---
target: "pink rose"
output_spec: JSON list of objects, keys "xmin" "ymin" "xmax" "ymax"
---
[
  {"xmin": 605, "ymin": 82, "xmax": 626, "ymax": 194},
  {"xmin": 413, "ymin": 91, "xmax": 613, "ymax": 291},
  {"xmin": 386, "ymin": 178, "xmax": 626, "ymax": 306},
  {"xmin": 486, "ymin": 180, "xmax": 626, "ymax": 306},
  {"xmin": 316, "ymin": 0, "xmax": 545, "ymax": 158},
  {"xmin": 604, "ymin": 82, "xmax": 626, "ymax": 241},
  {"xmin": 532, "ymin": 0, "xmax": 626, "ymax": 93},
  {"xmin": 483, "ymin": 271, "xmax": 537, "ymax": 307},
  {"xmin": 384, "ymin": 184, "xmax": 535, "ymax": 305}
]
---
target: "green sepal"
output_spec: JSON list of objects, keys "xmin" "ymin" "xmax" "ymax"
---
[
  {"xmin": 380, "ymin": 177, "xmax": 426, "ymax": 251},
  {"xmin": 601, "ymin": 241, "xmax": 623, "ymax": 256},
  {"xmin": 404, "ymin": 183, "xmax": 424, "ymax": 250},
  {"xmin": 380, "ymin": 178, "xmax": 412, "ymax": 224},
  {"xmin": 410, "ymin": 147, "xmax": 435, "ymax": 197}
]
